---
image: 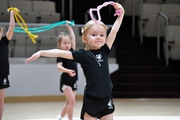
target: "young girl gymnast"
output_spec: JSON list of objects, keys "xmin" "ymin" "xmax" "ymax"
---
[
  {"xmin": 0, "ymin": 10, "xmax": 15, "ymax": 120},
  {"xmin": 56, "ymin": 21, "xmax": 78, "ymax": 120},
  {"xmin": 26, "ymin": 2, "xmax": 124, "ymax": 120}
]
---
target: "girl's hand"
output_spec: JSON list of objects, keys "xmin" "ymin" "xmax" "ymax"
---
[
  {"xmin": 113, "ymin": 2, "xmax": 125, "ymax": 15},
  {"xmin": 67, "ymin": 69, "xmax": 76, "ymax": 77},
  {"xmin": 26, "ymin": 51, "xmax": 41, "ymax": 63},
  {"xmin": 66, "ymin": 20, "xmax": 71, "ymax": 26},
  {"xmin": 10, "ymin": 10, "xmax": 15, "ymax": 15}
]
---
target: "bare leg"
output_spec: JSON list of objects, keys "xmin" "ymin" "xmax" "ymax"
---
[
  {"xmin": 62, "ymin": 87, "xmax": 76, "ymax": 120},
  {"xmin": 84, "ymin": 112, "xmax": 97, "ymax": 120},
  {"xmin": 100, "ymin": 113, "xmax": 113, "ymax": 120},
  {"xmin": 0, "ymin": 89, "xmax": 5, "ymax": 120},
  {"xmin": 60, "ymin": 100, "xmax": 69, "ymax": 118}
]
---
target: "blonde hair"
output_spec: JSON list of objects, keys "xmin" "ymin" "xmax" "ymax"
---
[{"xmin": 81, "ymin": 20, "xmax": 108, "ymax": 35}]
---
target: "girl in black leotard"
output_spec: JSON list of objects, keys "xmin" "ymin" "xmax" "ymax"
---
[
  {"xmin": 26, "ymin": 2, "xmax": 124, "ymax": 120},
  {"xmin": 56, "ymin": 21, "xmax": 78, "ymax": 120},
  {"xmin": 0, "ymin": 10, "xmax": 15, "ymax": 120}
]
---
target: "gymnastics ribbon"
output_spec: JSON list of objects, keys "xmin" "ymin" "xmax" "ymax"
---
[
  {"xmin": 14, "ymin": 20, "xmax": 75, "ymax": 33},
  {"xmin": 7, "ymin": 7, "xmax": 38, "ymax": 44},
  {"xmin": 89, "ymin": 1, "xmax": 122, "ymax": 22}
]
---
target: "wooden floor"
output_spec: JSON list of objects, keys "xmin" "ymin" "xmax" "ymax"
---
[{"xmin": 3, "ymin": 99, "xmax": 180, "ymax": 120}]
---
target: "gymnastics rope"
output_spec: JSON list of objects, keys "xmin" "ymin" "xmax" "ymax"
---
[
  {"xmin": 8, "ymin": 7, "xmax": 38, "ymax": 44},
  {"xmin": 89, "ymin": 1, "xmax": 122, "ymax": 22},
  {"xmin": 8, "ymin": 7, "xmax": 75, "ymax": 44},
  {"xmin": 14, "ymin": 20, "xmax": 74, "ymax": 33}
]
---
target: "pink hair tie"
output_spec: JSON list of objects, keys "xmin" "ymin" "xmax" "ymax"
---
[{"xmin": 89, "ymin": 1, "xmax": 122, "ymax": 22}]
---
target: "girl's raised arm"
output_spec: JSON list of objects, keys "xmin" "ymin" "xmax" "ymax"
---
[
  {"xmin": 106, "ymin": 2, "xmax": 125, "ymax": 49},
  {"xmin": 66, "ymin": 21, "xmax": 76, "ymax": 50},
  {"xmin": 6, "ymin": 10, "xmax": 15, "ymax": 40}
]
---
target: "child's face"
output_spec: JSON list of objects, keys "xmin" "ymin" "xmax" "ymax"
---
[
  {"xmin": 58, "ymin": 36, "xmax": 71, "ymax": 51},
  {"xmin": 84, "ymin": 24, "xmax": 106, "ymax": 50}
]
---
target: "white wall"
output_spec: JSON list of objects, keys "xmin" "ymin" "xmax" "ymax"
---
[{"xmin": 5, "ymin": 58, "xmax": 118, "ymax": 97}]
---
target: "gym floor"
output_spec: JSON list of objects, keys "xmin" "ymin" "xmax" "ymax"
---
[{"xmin": 3, "ymin": 98, "xmax": 180, "ymax": 120}]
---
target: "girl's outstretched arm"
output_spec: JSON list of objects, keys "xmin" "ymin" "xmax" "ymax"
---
[
  {"xmin": 26, "ymin": 49, "xmax": 73, "ymax": 63},
  {"xmin": 106, "ymin": 2, "xmax": 125, "ymax": 49},
  {"xmin": 66, "ymin": 21, "xmax": 76, "ymax": 50},
  {"xmin": 6, "ymin": 10, "xmax": 15, "ymax": 40}
]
